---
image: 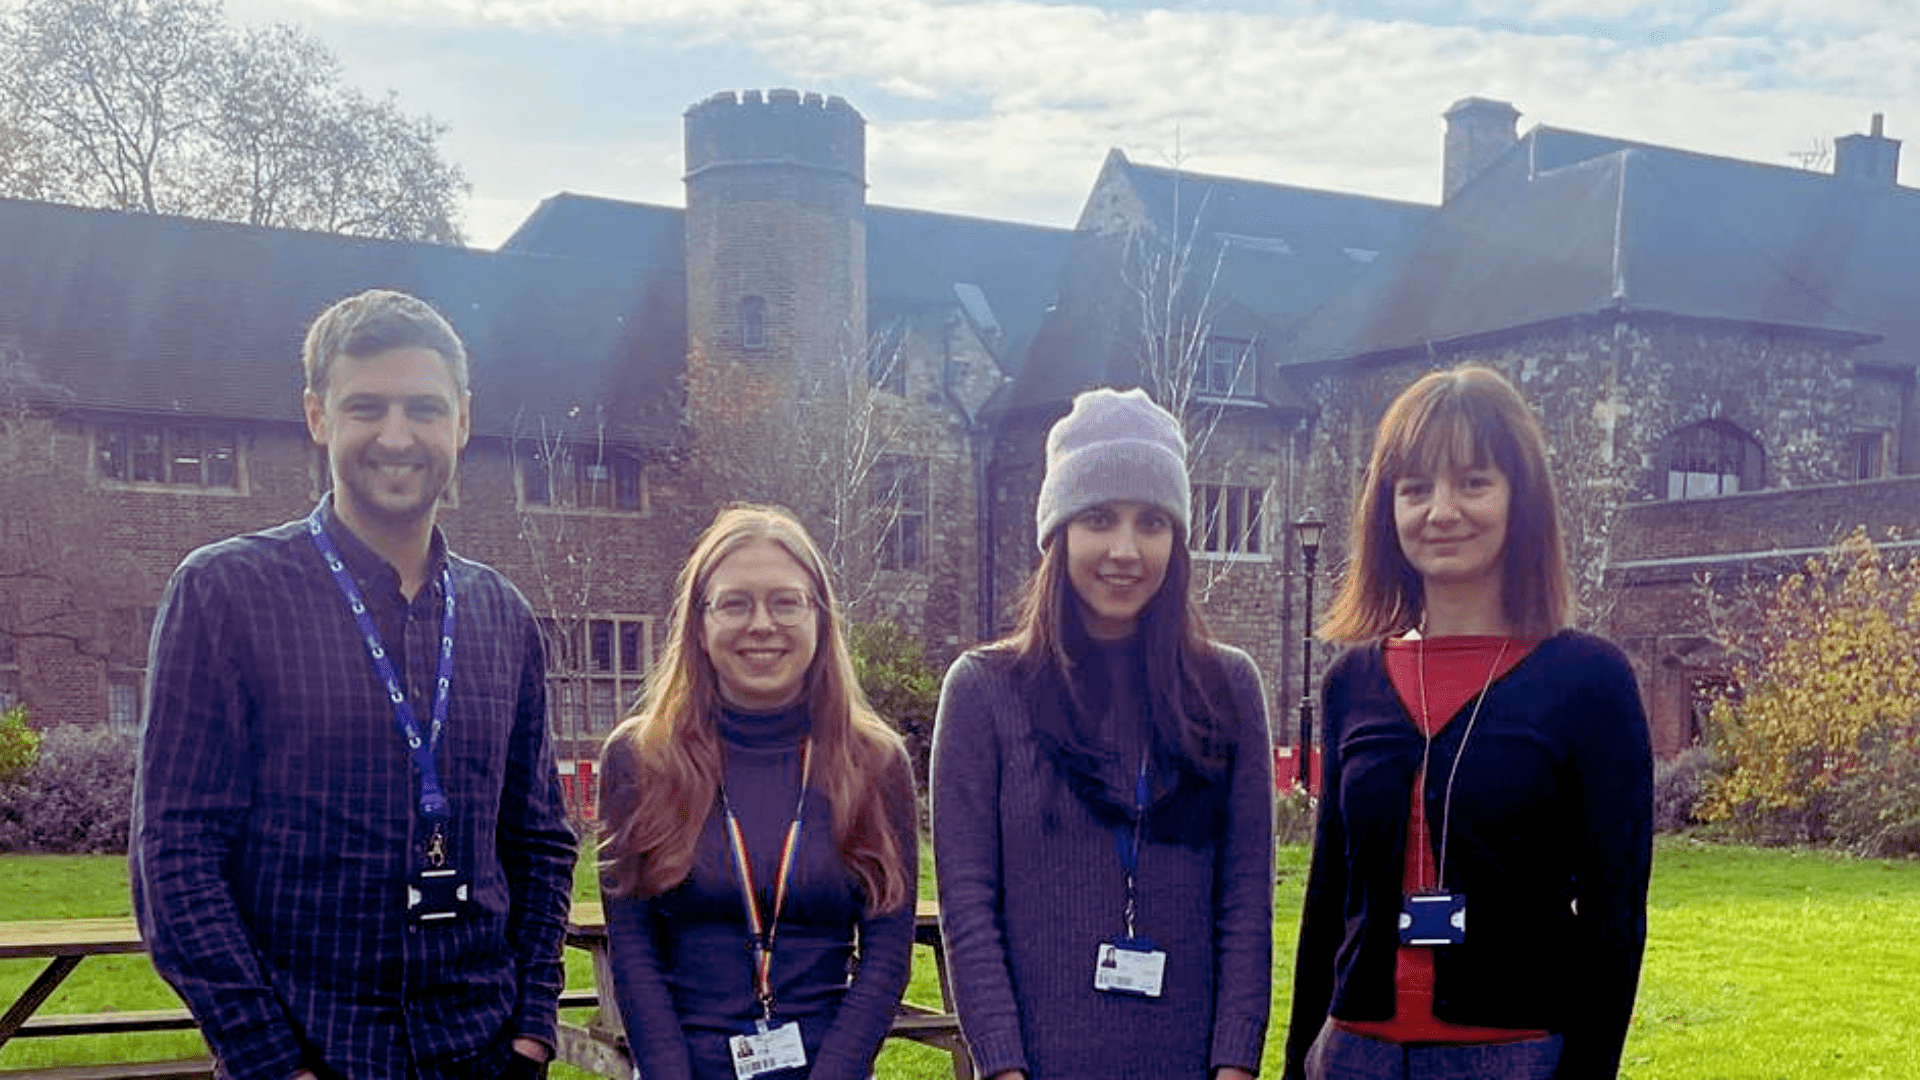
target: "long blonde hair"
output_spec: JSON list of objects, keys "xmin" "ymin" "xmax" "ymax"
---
[{"xmin": 597, "ymin": 504, "xmax": 911, "ymax": 915}]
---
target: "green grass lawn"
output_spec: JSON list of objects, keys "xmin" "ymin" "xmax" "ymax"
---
[{"xmin": 3, "ymin": 839, "xmax": 1916, "ymax": 1078}]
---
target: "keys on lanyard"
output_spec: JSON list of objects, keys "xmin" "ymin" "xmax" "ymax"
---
[
  {"xmin": 722, "ymin": 740, "xmax": 813, "ymax": 1079},
  {"xmin": 1095, "ymin": 751, "xmax": 1168, "ymax": 997},
  {"xmin": 306, "ymin": 510, "xmax": 468, "ymax": 922}
]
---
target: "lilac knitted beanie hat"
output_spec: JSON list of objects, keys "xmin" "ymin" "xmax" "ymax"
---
[{"xmin": 1034, "ymin": 387, "xmax": 1190, "ymax": 549}]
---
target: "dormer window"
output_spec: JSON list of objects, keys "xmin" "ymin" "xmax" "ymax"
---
[
  {"xmin": 740, "ymin": 295, "xmax": 766, "ymax": 351},
  {"xmin": 1199, "ymin": 337, "xmax": 1257, "ymax": 399}
]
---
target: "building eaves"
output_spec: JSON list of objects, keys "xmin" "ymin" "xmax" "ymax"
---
[{"xmin": 0, "ymin": 197, "xmax": 685, "ymax": 448}]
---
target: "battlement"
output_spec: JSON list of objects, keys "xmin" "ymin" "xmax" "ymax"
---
[{"xmin": 684, "ymin": 89, "xmax": 866, "ymax": 182}]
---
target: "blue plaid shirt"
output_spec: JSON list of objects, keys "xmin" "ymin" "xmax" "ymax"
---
[{"xmin": 132, "ymin": 498, "xmax": 576, "ymax": 1080}]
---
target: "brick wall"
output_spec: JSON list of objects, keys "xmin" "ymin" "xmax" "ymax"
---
[{"xmin": 0, "ymin": 406, "xmax": 696, "ymax": 733}]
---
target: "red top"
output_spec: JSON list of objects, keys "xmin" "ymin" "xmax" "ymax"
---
[{"xmin": 1337, "ymin": 634, "xmax": 1549, "ymax": 1045}]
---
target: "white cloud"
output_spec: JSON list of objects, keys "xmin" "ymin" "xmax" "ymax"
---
[{"xmin": 221, "ymin": 0, "xmax": 1920, "ymax": 246}]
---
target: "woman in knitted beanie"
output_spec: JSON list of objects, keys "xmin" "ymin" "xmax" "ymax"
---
[
  {"xmin": 1283, "ymin": 365, "xmax": 1652, "ymax": 1080},
  {"xmin": 931, "ymin": 387, "xmax": 1275, "ymax": 1080}
]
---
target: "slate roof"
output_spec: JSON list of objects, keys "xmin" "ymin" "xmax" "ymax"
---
[
  {"xmin": 0, "ymin": 197, "xmax": 684, "ymax": 446},
  {"xmin": 1285, "ymin": 126, "xmax": 1916, "ymax": 366},
  {"xmin": 501, "ymin": 193, "xmax": 684, "ymax": 270},
  {"xmin": 999, "ymin": 153, "xmax": 1434, "ymax": 413},
  {"xmin": 864, "ymin": 206, "xmax": 1073, "ymax": 378},
  {"xmin": 499, "ymin": 192, "xmax": 1075, "ymax": 383}
]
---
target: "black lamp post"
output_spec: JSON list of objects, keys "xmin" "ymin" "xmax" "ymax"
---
[{"xmin": 1292, "ymin": 513, "xmax": 1326, "ymax": 790}]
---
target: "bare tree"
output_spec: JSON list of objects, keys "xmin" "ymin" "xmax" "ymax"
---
[
  {"xmin": 1114, "ymin": 167, "xmax": 1268, "ymax": 601},
  {"xmin": 684, "ymin": 323, "xmax": 913, "ymax": 611},
  {"xmin": 0, "ymin": 384, "xmax": 129, "ymax": 674},
  {"xmin": 0, "ymin": 0, "xmax": 466, "ymax": 243}
]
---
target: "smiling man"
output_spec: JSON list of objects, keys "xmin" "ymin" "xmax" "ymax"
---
[{"xmin": 132, "ymin": 289, "xmax": 576, "ymax": 1080}]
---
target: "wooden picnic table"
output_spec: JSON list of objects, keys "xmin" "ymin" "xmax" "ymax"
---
[
  {"xmin": 0, "ymin": 917, "xmax": 206, "ymax": 1079},
  {"xmin": 0, "ymin": 903, "xmax": 969, "ymax": 1080},
  {"xmin": 560, "ymin": 900, "xmax": 971, "ymax": 1080}
]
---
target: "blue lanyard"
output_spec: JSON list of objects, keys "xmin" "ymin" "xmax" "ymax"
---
[
  {"xmin": 306, "ymin": 509, "xmax": 456, "ymax": 826},
  {"xmin": 1110, "ymin": 752, "xmax": 1151, "ymax": 939}
]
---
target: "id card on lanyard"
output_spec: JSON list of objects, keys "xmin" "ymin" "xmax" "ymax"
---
[
  {"xmin": 307, "ymin": 510, "xmax": 468, "ymax": 923},
  {"xmin": 1094, "ymin": 752, "xmax": 1168, "ymax": 998},
  {"xmin": 723, "ymin": 740, "xmax": 813, "ymax": 1080}
]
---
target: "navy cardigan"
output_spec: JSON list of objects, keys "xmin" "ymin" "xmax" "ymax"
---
[{"xmin": 1284, "ymin": 630, "xmax": 1653, "ymax": 1080}]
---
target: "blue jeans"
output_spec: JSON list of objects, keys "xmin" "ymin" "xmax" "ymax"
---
[{"xmin": 1304, "ymin": 1021, "xmax": 1563, "ymax": 1080}]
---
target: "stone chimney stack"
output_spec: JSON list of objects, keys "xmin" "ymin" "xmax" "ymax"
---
[
  {"xmin": 1834, "ymin": 113, "xmax": 1901, "ymax": 186},
  {"xmin": 1443, "ymin": 97, "xmax": 1520, "ymax": 202}
]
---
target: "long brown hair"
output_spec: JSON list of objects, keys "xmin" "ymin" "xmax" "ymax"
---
[
  {"xmin": 1003, "ymin": 525, "xmax": 1235, "ymax": 780},
  {"xmin": 598, "ymin": 504, "xmax": 911, "ymax": 915},
  {"xmin": 1319, "ymin": 364, "xmax": 1575, "ymax": 642}
]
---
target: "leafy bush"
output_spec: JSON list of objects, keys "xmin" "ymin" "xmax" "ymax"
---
[
  {"xmin": 1698, "ymin": 530, "xmax": 1920, "ymax": 855},
  {"xmin": 0, "ymin": 723, "xmax": 137, "ymax": 853},
  {"xmin": 845, "ymin": 619, "xmax": 943, "ymax": 795},
  {"xmin": 1652, "ymin": 747, "xmax": 1712, "ymax": 833},
  {"xmin": 0, "ymin": 703, "xmax": 38, "ymax": 782}
]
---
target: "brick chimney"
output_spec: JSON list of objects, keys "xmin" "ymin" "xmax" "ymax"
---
[
  {"xmin": 1834, "ymin": 113, "xmax": 1900, "ymax": 186},
  {"xmin": 1443, "ymin": 97, "xmax": 1520, "ymax": 202}
]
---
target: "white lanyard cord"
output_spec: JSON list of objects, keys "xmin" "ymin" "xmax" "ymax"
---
[{"xmin": 1415, "ymin": 636, "xmax": 1509, "ymax": 890}]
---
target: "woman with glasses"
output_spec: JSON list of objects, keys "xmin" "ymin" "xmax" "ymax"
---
[
  {"xmin": 1283, "ymin": 366, "xmax": 1652, "ymax": 1080},
  {"xmin": 597, "ymin": 504, "xmax": 918, "ymax": 1080},
  {"xmin": 931, "ymin": 388, "xmax": 1274, "ymax": 1080}
]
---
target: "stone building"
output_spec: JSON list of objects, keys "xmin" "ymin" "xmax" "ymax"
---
[{"xmin": 2, "ymin": 89, "xmax": 1915, "ymax": 768}]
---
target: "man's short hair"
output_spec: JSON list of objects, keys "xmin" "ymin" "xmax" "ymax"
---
[{"xmin": 301, "ymin": 289, "xmax": 470, "ymax": 397}]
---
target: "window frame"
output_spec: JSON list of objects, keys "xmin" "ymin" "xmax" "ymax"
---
[
  {"xmin": 541, "ymin": 614, "xmax": 657, "ymax": 748},
  {"xmin": 740, "ymin": 295, "xmax": 767, "ymax": 352},
  {"xmin": 871, "ymin": 455, "xmax": 929, "ymax": 572},
  {"xmin": 96, "ymin": 421, "xmax": 243, "ymax": 493},
  {"xmin": 1191, "ymin": 482, "xmax": 1268, "ymax": 559},
  {"xmin": 104, "ymin": 606, "xmax": 154, "ymax": 732},
  {"xmin": 868, "ymin": 319, "xmax": 908, "ymax": 396},
  {"xmin": 1197, "ymin": 337, "xmax": 1258, "ymax": 400},
  {"xmin": 1847, "ymin": 431, "xmax": 1888, "ymax": 481},
  {"xmin": 1664, "ymin": 420, "xmax": 1764, "ymax": 500},
  {"xmin": 518, "ymin": 441, "xmax": 648, "ymax": 515}
]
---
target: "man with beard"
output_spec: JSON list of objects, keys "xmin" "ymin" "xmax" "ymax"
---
[{"xmin": 132, "ymin": 290, "xmax": 576, "ymax": 1080}]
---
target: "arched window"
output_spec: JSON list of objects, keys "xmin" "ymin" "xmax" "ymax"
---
[
  {"xmin": 739, "ymin": 295, "xmax": 766, "ymax": 351},
  {"xmin": 1665, "ymin": 420, "xmax": 1763, "ymax": 499}
]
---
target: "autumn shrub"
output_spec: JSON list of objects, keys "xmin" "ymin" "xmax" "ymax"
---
[
  {"xmin": 0, "ymin": 702, "xmax": 38, "ymax": 782},
  {"xmin": 0, "ymin": 723, "xmax": 137, "ymax": 852},
  {"xmin": 1698, "ymin": 530, "xmax": 1920, "ymax": 855}
]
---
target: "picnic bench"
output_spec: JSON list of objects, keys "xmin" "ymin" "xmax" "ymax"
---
[
  {"xmin": 0, "ymin": 904, "xmax": 968, "ymax": 1080},
  {"xmin": 559, "ymin": 900, "xmax": 971, "ymax": 1080}
]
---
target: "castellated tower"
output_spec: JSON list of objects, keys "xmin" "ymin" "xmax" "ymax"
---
[
  {"xmin": 682, "ymin": 88, "xmax": 870, "ymax": 514},
  {"xmin": 684, "ymin": 89, "xmax": 867, "ymax": 389}
]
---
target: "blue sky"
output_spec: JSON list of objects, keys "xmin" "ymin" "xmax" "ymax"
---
[{"xmin": 222, "ymin": 0, "xmax": 1919, "ymax": 248}]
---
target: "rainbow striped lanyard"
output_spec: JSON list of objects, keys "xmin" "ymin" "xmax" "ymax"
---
[{"xmin": 720, "ymin": 739, "xmax": 813, "ymax": 1022}]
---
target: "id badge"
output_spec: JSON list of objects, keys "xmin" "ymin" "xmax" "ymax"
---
[
  {"xmin": 1093, "ymin": 938, "xmax": 1167, "ymax": 997},
  {"xmin": 728, "ymin": 1019, "xmax": 807, "ymax": 1080},
  {"xmin": 1398, "ymin": 892, "xmax": 1467, "ymax": 946},
  {"xmin": 406, "ymin": 866, "xmax": 471, "ymax": 923}
]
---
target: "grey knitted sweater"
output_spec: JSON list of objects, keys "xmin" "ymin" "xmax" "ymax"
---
[{"xmin": 930, "ymin": 642, "xmax": 1274, "ymax": 1080}]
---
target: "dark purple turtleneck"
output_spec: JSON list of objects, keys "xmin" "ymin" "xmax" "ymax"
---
[{"xmin": 600, "ymin": 703, "xmax": 919, "ymax": 1080}]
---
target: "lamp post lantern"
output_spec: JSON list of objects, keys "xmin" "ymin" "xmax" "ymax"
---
[{"xmin": 1292, "ymin": 513, "xmax": 1326, "ymax": 790}]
